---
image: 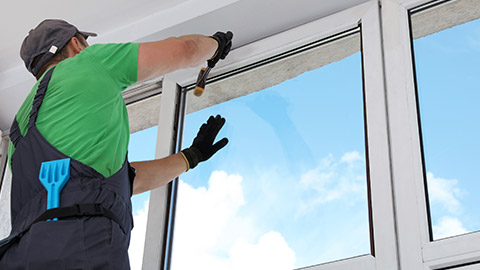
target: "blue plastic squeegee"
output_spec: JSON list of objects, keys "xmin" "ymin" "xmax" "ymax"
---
[{"xmin": 39, "ymin": 158, "xmax": 71, "ymax": 221}]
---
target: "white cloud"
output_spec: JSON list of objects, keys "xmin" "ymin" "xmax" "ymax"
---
[
  {"xmin": 173, "ymin": 171, "xmax": 245, "ymax": 253},
  {"xmin": 229, "ymin": 232, "xmax": 295, "ymax": 270},
  {"xmin": 426, "ymin": 172, "xmax": 470, "ymax": 239},
  {"xmin": 298, "ymin": 152, "xmax": 366, "ymax": 213},
  {"xmin": 128, "ymin": 199, "xmax": 149, "ymax": 270},
  {"xmin": 126, "ymin": 171, "xmax": 296, "ymax": 270},
  {"xmin": 340, "ymin": 151, "xmax": 362, "ymax": 165},
  {"xmin": 128, "ymin": 152, "xmax": 372, "ymax": 269},
  {"xmin": 426, "ymin": 172, "xmax": 464, "ymax": 214},
  {"xmin": 170, "ymin": 170, "xmax": 296, "ymax": 270},
  {"xmin": 433, "ymin": 216, "xmax": 468, "ymax": 239}
]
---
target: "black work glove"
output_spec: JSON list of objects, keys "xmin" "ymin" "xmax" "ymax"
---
[
  {"xmin": 208, "ymin": 31, "xmax": 233, "ymax": 68},
  {"xmin": 181, "ymin": 115, "xmax": 229, "ymax": 170}
]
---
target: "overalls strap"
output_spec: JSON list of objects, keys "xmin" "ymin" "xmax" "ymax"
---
[
  {"xmin": 27, "ymin": 67, "xmax": 55, "ymax": 130},
  {"xmin": 9, "ymin": 118, "xmax": 22, "ymax": 147},
  {"xmin": 9, "ymin": 67, "xmax": 55, "ymax": 147}
]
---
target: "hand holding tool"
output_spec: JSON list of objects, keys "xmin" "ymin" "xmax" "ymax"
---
[
  {"xmin": 208, "ymin": 31, "xmax": 233, "ymax": 68},
  {"xmin": 194, "ymin": 31, "xmax": 233, "ymax": 97}
]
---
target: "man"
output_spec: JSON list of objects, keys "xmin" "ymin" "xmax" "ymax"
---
[{"xmin": 0, "ymin": 19, "xmax": 232, "ymax": 269}]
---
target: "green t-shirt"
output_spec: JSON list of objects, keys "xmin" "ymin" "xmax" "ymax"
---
[{"xmin": 8, "ymin": 43, "xmax": 139, "ymax": 177}]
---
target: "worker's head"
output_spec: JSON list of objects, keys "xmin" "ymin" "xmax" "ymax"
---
[{"xmin": 21, "ymin": 19, "xmax": 97, "ymax": 80}]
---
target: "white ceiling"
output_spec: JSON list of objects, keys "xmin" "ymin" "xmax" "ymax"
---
[{"xmin": 0, "ymin": 0, "xmax": 369, "ymax": 132}]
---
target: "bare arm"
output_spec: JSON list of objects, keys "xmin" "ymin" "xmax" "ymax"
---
[
  {"xmin": 137, "ymin": 35, "xmax": 218, "ymax": 81},
  {"xmin": 131, "ymin": 153, "xmax": 187, "ymax": 195}
]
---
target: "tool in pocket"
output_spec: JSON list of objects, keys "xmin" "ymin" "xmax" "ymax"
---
[{"xmin": 39, "ymin": 158, "xmax": 71, "ymax": 221}]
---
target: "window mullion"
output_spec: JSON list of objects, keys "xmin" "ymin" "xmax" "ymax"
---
[
  {"xmin": 362, "ymin": 1, "xmax": 401, "ymax": 269},
  {"xmin": 380, "ymin": 0, "xmax": 430, "ymax": 269},
  {"xmin": 142, "ymin": 79, "xmax": 181, "ymax": 270}
]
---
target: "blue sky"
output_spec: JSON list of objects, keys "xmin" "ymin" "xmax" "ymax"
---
[
  {"xmin": 413, "ymin": 18, "xmax": 480, "ymax": 239},
  {"xmin": 127, "ymin": 18, "xmax": 480, "ymax": 269},
  {"xmin": 172, "ymin": 50, "xmax": 368, "ymax": 269},
  {"xmin": 127, "ymin": 48, "xmax": 371, "ymax": 269}
]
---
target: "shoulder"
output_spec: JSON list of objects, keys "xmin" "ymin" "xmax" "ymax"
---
[
  {"xmin": 56, "ymin": 43, "xmax": 140, "ymax": 88},
  {"xmin": 83, "ymin": 43, "xmax": 139, "ymax": 56}
]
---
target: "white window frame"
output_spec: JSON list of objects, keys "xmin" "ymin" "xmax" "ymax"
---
[
  {"xmin": 0, "ymin": 131, "xmax": 9, "ymax": 184},
  {"xmin": 0, "ymin": 131, "xmax": 12, "ymax": 239},
  {"xmin": 125, "ymin": 0, "xmax": 480, "ymax": 269},
  {"xmin": 381, "ymin": 0, "xmax": 480, "ymax": 269},
  {"xmin": 141, "ymin": 79, "xmax": 182, "ymax": 270},
  {"xmin": 157, "ymin": 1, "xmax": 399, "ymax": 270}
]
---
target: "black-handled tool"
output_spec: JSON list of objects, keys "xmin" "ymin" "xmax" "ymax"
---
[
  {"xmin": 194, "ymin": 31, "xmax": 233, "ymax": 97},
  {"xmin": 193, "ymin": 66, "xmax": 211, "ymax": 97}
]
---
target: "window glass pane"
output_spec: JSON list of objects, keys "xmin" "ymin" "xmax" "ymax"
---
[
  {"xmin": 172, "ymin": 32, "xmax": 370, "ymax": 269},
  {"xmin": 412, "ymin": 15, "xmax": 480, "ymax": 240},
  {"xmin": 128, "ymin": 126, "xmax": 157, "ymax": 269}
]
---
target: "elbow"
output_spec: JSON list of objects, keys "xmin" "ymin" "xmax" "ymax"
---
[
  {"xmin": 183, "ymin": 39, "xmax": 199, "ymax": 56},
  {"xmin": 177, "ymin": 38, "xmax": 202, "ymax": 68},
  {"xmin": 137, "ymin": 36, "xmax": 207, "ymax": 81},
  {"xmin": 175, "ymin": 38, "xmax": 203, "ymax": 68}
]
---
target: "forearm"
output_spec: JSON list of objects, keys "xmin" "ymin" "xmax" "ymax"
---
[
  {"xmin": 131, "ymin": 153, "xmax": 188, "ymax": 195},
  {"xmin": 137, "ymin": 35, "xmax": 218, "ymax": 81}
]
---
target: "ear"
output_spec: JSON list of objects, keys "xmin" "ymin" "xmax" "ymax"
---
[{"xmin": 70, "ymin": 36, "xmax": 84, "ymax": 54}]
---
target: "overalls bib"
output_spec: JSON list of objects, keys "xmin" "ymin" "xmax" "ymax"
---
[{"xmin": 0, "ymin": 67, "xmax": 135, "ymax": 269}]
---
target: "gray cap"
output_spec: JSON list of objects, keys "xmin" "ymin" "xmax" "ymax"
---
[{"xmin": 20, "ymin": 19, "xmax": 97, "ymax": 76}]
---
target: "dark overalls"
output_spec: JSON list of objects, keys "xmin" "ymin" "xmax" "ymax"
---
[{"xmin": 0, "ymin": 67, "xmax": 135, "ymax": 269}]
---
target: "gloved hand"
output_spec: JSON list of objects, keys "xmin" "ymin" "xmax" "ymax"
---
[
  {"xmin": 208, "ymin": 31, "xmax": 233, "ymax": 68},
  {"xmin": 181, "ymin": 115, "xmax": 229, "ymax": 170}
]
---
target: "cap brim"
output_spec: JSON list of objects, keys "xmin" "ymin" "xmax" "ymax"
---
[{"xmin": 79, "ymin": 31, "xmax": 97, "ymax": 39}]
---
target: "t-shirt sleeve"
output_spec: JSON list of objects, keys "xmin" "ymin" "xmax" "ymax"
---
[{"xmin": 86, "ymin": 43, "xmax": 139, "ymax": 89}]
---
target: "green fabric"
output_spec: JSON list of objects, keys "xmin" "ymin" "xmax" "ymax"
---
[{"xmin": 8, "ymin": 43, "xmax": 139, "ymax": 177}]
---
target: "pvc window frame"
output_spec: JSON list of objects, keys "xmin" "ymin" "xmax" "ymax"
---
[
  {"xmin": 156, "ymin": 1, "xmax": 397, "ymax": 270},
  {"xmin": 0, "ymin": 132, "xmax": 9, "ymax": 190},
  {"xmin": 131, "ymin": 0, "xmax": 480, "ymax": 269},
  {"xmin": 0, "ymin": 131, "xmax": 12, "ymax": 238},
  {"xmin": 380, "ymin": 0, "xmax": 480, "ymax": 269},
  {"xmin": 140, "ymin": 79, "xmax": 183, "ymax": 270},
  {"xmin": 415, "ymin": 0, "xmax": 480, "ymax": 268}
]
